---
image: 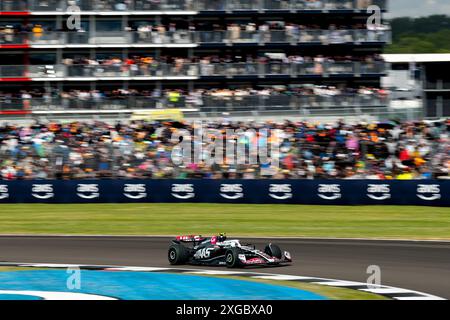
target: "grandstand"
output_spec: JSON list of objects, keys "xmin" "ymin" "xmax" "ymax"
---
[
  {"xmin": 382, "ymin": 54, "xmax": 450, "ymax": 119},
  {"xmin": 0, "ymin": 0, "xmax": 390, "ymax": 121}
]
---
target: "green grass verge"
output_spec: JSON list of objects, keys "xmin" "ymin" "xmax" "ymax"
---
[
  {"xmin": 0, "ymin": 203, "xmax": 449, "ymax": 240},
  {"xmin": 0, "ymin": 267, "xmax": 41, "ymax": 272},
  {"xmin": 203, "ymin": 275, "xmax": 388, "ymax": 300}
]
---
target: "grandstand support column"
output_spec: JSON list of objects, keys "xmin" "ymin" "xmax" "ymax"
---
[
  {"xmin": 23, "ymin": 48, "xmax": 29, "ymax": 78},
  {"xmin": 258, "ymin": 95, "xmax": 265, "ymax": 112},
  {"xmin": 421, "ymin": 63, "xmax": 428, "ymax": 118},
  {"xmin": 122, "ymin": 14, "xmax": 128, "ymax": 38},
  {"xmin": 187, "ymin": 15, "xmax": 193, "ymax": 42},
  {"xmin": 90, "ymin": 15, "xmax": 96, "ymax": 44},
  {"xmin": 56, "ymin": 48, "xmax": 62, "ymax": 67},
  {"xmin": 56, "ymin": 82, "xmax": 63, "ymax": 99},
  {"xmin": 155, "ymin": 14, "xmax": 161, "ymax": 27},
  {"xmin": 407, "ymin": 106, "xmax": 415, "ymax": 122},
  {"xmin": 44, "ymin": 81, "xmax": 51, "ymax": 103},
  {"xmin": 257, "ymin": 0, "xmax": 264, "ymax": 13},
  {"xmin": 156, "ymin": 81, "xmax": 162, "ymax": 108},
  {"xmin": 437, "ymin": 96, "xmax": 443, "ymax": 118},
  {"xmin": 355, "ymin": 62, "xmax": 361, "ymax": 77},
  {"xmin": 123, "ymin": 48, "xmax": 128, "ymax": 64},
  {"xmin": 409, "ymin": 61, "xmax": 416, "ymax": 82},
  {"xmin": 56, "ymin": 15, "xmax": 62, "ymax": 32}
]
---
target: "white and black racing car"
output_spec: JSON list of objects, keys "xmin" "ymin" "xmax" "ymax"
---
[{"xmin": 168, "ymin": 234, "xmax": 292, "ymax": 268}]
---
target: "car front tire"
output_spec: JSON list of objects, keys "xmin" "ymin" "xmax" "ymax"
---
[
  {"xmin": 225, "ymin": 248, "xmax": 241, "ymax": 268},
  {"xmin": 264, "ymin": 243, "xmax": 282, "ymax": 259}
]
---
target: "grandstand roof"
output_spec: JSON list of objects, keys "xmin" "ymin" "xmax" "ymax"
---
[{"xmin": 382, "ymin": 54, "xmax": 450, "ymax": 63}]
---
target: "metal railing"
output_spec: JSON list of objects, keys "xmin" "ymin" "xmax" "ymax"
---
[
  {"xmin": 425, "ymin": 81, "xmax": 450, "ymax": 90},
  {"xmin": 0, "ymin": 1, "xmax": 28, "ymax": 11},
  {"xmin": 0, "ymin": 65, "xmax": 66, "ymax": 78},
  {"xmin": 4, "ymin": 0, "xmax": 387, "ymax": 12},
  {"xmin": 0, "ymin": 62, "xmax": 385, "ymax": 79},
  {"xmin": 0, "ymin": 30, "xmax": 391, "ymax": 46},
  {"xmin": 425, "ymin": 99, "xmax": 450, "ymax": 118},
  {"xmin": 1, "ymin": 99, "xmax": 422, "ymax": 123},
  {"xmin": 0, "ymin": 94, "xmax": 389, "ymax": 112}
]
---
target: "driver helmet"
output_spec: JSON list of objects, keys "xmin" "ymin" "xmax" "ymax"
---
[{"xmin": 217, "ymin": 233, "xmax": 227, "ymax": 242}]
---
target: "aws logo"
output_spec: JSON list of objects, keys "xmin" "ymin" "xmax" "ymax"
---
[
  {"xmin": 0, "ymin": 185, "xmax": 8, "ymax": 200},
  {"xmin": 417, "ymin": 184, "xmax": 441, "ymax": 201},
  {"xmin": 76, "ymin": 184, "xmax": 100, "ymax": 199},
  {"xmin": 32, "ymin": 184, "xmax": 54, "ymax": 199},
  {"xmin": 123, "ymin": 184, "xmax": 147, "ymax": 199},
  {"xmin": 220, "ymin": 184, "xmax": 244, "ymax": 200},
  {"xmin": 171, "ymin": 184, "xmax": 195, "ymax": 199},
  {"xmin": 269, "ymin": 184, "xmax": 292, "ymax": 200},
  {"xmin": 367, "ymin": 184, "xmax": 391, "ymax": 201},
  {"xmin": 318, "ymin": 184, "xmax": 341, "ymax": 200}
]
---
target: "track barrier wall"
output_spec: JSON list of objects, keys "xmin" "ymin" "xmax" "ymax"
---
[{"xmin": 0, "ymin": 180, "xmax": 448, "ymax": 206}]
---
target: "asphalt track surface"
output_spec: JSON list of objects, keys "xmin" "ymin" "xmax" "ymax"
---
[{"xmin": 0, "ymin": 236, "xmax": 449, "ymax": 299}]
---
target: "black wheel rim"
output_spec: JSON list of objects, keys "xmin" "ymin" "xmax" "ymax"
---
[{"xmin": 169, "ymin": 249, "xmax": 176, "ymax": 261}]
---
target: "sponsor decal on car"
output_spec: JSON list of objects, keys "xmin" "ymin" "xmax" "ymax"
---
[
  {"xmin": 177, "ymin": 235, "xmax": 205, "ymax": 242},
  {"xmin": 243, "ymin": 258, "xmax": 266, "ymax": 265},
  {"xmin": 194, "ymin": 248, "xmax": 215, "ymax": 259}
]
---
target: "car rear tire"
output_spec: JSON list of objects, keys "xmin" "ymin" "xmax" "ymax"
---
[
  {"xmin": 168, "ymin": 244, "xmax": 189, "ymax": 265},
  {"xmin": 225, "ymin": 248, "xmax": 241, "ymax": 268},
  {"xmin": 264, "ymin": 243, "xmax": 282, "ymax": 259}
]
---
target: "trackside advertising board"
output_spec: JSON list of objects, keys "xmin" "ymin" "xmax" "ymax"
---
[{"xmin": 0, "ymin": 180, "xmax": 448, "ymax": 206}]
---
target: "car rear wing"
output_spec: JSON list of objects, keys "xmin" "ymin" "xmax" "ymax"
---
[{"xmin": 176, "ymin": 235, "xmax": 205, "ymax": 242}]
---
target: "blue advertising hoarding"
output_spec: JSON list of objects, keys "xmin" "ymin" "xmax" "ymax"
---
[{"xmin": 0, "ymin": 180, "xmax": 448, "ymax": 206}]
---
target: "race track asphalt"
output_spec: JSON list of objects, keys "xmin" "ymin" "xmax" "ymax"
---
[{"xmin": 0, "ymin": 236, "xmax": 449, "ymax": 299}]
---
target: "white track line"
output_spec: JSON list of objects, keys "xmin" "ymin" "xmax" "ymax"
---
[
  {"xmin": 0, "ymin": 290, "xmax": 116, "ymax": 300},
  {"xmin": 253, "ymin": 275, "xmax": 317, "ymax": 281}
]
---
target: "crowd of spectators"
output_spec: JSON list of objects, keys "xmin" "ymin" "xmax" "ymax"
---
[
  {"xmin": 0, "ymin": 23, "xmax": 45, "ymax": 43},
  {"xmin": 1, "ymin": 21, "xmax": 389, "ymax": 45},
  {"xmin": 129, "ymin": 21, "xmax": 389, "ymax": 44},
  {"xmin": 59, "ymin": 54, "xmax": 383, "ymax": 78},
  {"xmin": 0, "ymin": 0, "xmax": 385, "ymax": 12},
  {"xmin": 0, "ymin": 119, "xmax": 448, "ymax": 180},
  {"xmin": 88, "ymin": 0, "xmax": 383, "ymax": 11}
]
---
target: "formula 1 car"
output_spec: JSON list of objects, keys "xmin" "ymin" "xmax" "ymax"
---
[{"xmin": 168, "ymin": 234, "xmax": 292, "ymax": 268}]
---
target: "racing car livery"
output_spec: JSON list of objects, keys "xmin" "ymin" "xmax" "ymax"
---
[{"xmin": 168, "ymin": 234, "xmax": 292, "ymax": 268}]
